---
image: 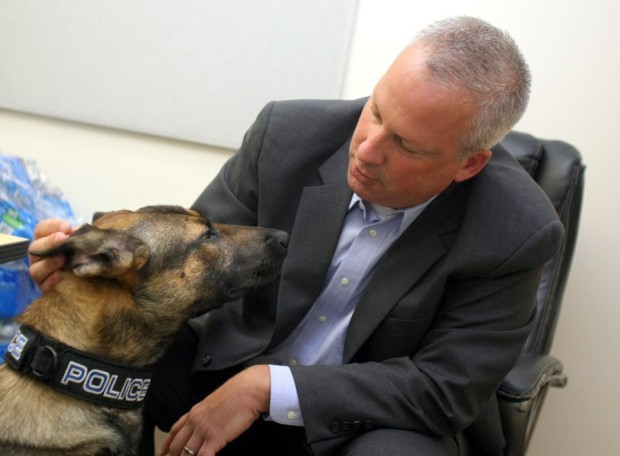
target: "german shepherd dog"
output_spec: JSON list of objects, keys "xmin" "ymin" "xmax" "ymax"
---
[{"xmin": 0, "ymin": 206, "xmax": 288, "ymax": 455}]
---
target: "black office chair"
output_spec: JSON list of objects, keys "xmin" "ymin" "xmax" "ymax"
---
[{"xmin": 496, "ymin": 131, "xmax": 585, "ymax": 455}]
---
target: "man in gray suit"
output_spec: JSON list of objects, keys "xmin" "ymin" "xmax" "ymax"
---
[{"xmin": 30, "ymin": 17, "xmax": 563, "ymax": 456}]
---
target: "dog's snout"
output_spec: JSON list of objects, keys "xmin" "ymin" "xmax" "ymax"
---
[
  {"xmin": 219, "ymin": 228, "xmax": 289, "ymax": 300},
  {"xmin": 263, "ymin": 229, "xmax": 288, "ymax": 268},
  {"xmin": 267, "ymin": 230, "xmax": 289, "ymax": 249}
]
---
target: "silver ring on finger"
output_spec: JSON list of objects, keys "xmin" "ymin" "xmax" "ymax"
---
[{"xmin": 184, "ymin": 447, "xmax": 196, "ymax": 455}]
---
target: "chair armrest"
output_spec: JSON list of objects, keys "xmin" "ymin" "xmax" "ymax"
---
[
  {"xmin": 498, "ymin": 353, "xmax": 567, "ymax": 402},
  {"xmin": 496, "ymin": 354, "xmax": 567, "ymax": 455}
]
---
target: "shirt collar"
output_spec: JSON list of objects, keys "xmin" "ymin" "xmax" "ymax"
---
[{"xmin": 349, "ymin": 193, "xmax": 437, "ymax": 234}]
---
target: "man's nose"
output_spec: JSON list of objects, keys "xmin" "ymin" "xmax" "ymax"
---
[{"xmin": 357, "ymin": 126, "xmax": 389, "ymax": 165}]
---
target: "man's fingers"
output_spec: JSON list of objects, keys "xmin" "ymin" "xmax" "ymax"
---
[
  {"xmin": 29, "ymin": 231, "xmax": 70, "ymax": 259},
  {"xmin": 33, "ymin": 218, "xmax": 72, "ymax": 240},
  {"xmin": 28, "ymin": 220, "xmax": 73, "ymax": 291},
  {"xmin": 159, "ymin": 414, "xmax": 189, "ymax": 456},
  {"xmin": 30, "ymin": 260, "xmax": 66, "ymax": 293},
  {"xmin": 29, "ymin": 219, "xmax": 73, "ymax": 265}
]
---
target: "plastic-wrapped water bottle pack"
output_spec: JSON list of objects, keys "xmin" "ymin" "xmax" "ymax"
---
[{"xmin": 0, "ymin": 153, "xmax": 79, "ymax": 359}]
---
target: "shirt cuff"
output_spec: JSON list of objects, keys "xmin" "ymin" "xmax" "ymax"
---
[{"xmin": 266, "ymin": 365, "xmax": 304, "ymax": 426}]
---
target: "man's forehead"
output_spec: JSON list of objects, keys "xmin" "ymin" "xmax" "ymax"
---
[{"xmin": 369, "ymin": 91, "xmax": 439, "ymax": 155}]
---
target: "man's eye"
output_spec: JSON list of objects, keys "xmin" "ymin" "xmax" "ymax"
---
[
  {"xmin": 394, "ymin": 137, "xmax": 418, "ymax": 155},
  {"xmin": 368, "ymin": 100, "xmax": 381, "ymax": 122},
  {"xmin": 393, "ymin": 135, "xmax": 406, "ymax": 148}
]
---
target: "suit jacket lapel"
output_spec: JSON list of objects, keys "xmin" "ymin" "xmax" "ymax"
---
[
  {"xmin": 270, "ymin": 141, "xmax": 352, "ymax": 347},
  {"xmin": 343, "ymin": 183, "xmax": 466, "ymax": 361},
  {"xmin": 271, "ymin": 137, "xmax": 468, "ymax": 358}
]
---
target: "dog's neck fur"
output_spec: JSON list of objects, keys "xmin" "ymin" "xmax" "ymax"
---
[
  {"xmin": 0, "ymin": 361, "xmax": 141, "ymax": 455},
  {"xmin": 18, "ymin": 272, "xmax": 184, "ymax": 367},
  {"xmin": 0, "ymin": 274, "xmax": 172, "ymax": 454}
]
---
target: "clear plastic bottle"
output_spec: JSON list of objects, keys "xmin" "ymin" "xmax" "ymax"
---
[
  {"xmin": 0, "ymin": 318, "xmax": 20, "ymax": 360},
  {"xmin": 0, "ymin": 153, "xmax": 78, "ymax": 362}
]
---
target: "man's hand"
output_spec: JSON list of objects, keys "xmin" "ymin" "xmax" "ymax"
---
[
  {"xmin": 159, "ymin": 365, "xmax": 271, "ymax": 456},
  {"xmin": 28, "ymin": 219, "xmax": 74, "ymax": 293}
]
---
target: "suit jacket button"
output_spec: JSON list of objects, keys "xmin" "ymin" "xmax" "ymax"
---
[
  {"xmin": 330, "ymin": 422, "xmax": 341, "ymax": 434},
  {"xmin": 201, "ymin": 354, "xmax": 213, "ymax": 367},
  {"xmin": 363, "ymin": 420, "xmax": 375, "ymax": 430},
  {"xmin": 342, "ymin": 421, "xmax": 352, "ymax": 432},
  {"xmin": 352, "ymin": 420, "xmax": 362, "ymax": 431}
]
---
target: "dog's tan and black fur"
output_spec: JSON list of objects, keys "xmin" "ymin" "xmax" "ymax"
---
[{"xmin": 0, "ymin": 206, "xmax": 288, "ymax": 455}]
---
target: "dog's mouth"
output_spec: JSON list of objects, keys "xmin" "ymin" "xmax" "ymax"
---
[
  {"xmin": 223, "ymin": 230, "xmax": 289, "ymax": 299},
  {"xmin": 225, "ymin": 261, "xmax": 283, "ymax": 299},
  {"xmin": 187, "ymin": 261, "xmax": 283, "ymax": 316}
]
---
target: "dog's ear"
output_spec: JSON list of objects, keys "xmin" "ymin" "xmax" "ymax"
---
[
  {"xmin": 92, "ymin": 211, "xmax": 106, "ymax": 222},
  {"xmin": 31, "ymin": 224, "xmax": 150, "ymax": 288}
]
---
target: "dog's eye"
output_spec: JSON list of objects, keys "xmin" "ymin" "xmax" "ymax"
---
[
  {"xmin": 200, "ymin": 219, "xmax": 219, "ymax": 241},
  {"xmin": 201, "ymin": 226, "xmax": 218, "ymax": 241}
]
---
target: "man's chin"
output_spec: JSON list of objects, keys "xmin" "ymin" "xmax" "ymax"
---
[{"xmin": 348, "ymin": 173, "xmax": 375, "ymax": 200}]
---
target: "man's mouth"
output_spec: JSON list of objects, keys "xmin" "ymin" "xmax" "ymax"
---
[{"xmin": 350, "ymin": 163, "xmax": 378, "ymax": 184}]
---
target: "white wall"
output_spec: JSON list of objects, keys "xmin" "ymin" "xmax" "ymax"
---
[
  {"xmin": 0, "ymin": 1, "xmax": 357, "ymax": 149},
  {"xmin": 1, "ymin": 0, "xmax": 618, "ymax": 453}
]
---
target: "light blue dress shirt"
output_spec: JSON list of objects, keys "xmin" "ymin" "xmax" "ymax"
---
[{"xmin": 264, "ymin": 194, "xmax": 434, "ymax": 426}]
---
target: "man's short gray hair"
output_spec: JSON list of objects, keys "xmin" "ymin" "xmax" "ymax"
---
[{"xmin": 416, "ymin": 16, "xmax": 531, "ymax": 154}]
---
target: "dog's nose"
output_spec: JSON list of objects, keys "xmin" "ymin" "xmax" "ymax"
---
[
  {"xmin": 264, "ymin": 230, "xmax": 289, "ymax": 260},
  {"xmin": 269, "ymin": 230, "xmax": 289, "ymax": 249}
]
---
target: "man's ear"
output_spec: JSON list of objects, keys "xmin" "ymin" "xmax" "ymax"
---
[
  {"xmin": 30, "ymin": 224, "xmax": 150, "ymax": 288},
  {"xmin": 454, "ymin": 149, "xmax": 492, "ymax": 183}
]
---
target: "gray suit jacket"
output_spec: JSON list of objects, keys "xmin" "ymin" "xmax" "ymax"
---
[{"xmin": 190, "ymin": 98, "xmax": 564, "ymax": 455}]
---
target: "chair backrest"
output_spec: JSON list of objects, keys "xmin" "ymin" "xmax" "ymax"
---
[{"xmin": 498, "ymin": 131, "xmax": 585, "ymax": 355}]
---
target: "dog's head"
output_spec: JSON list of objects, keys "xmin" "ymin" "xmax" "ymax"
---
[{"xmin": 32, "ymin": 206, "xmax": 289, "ymax": 319}]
